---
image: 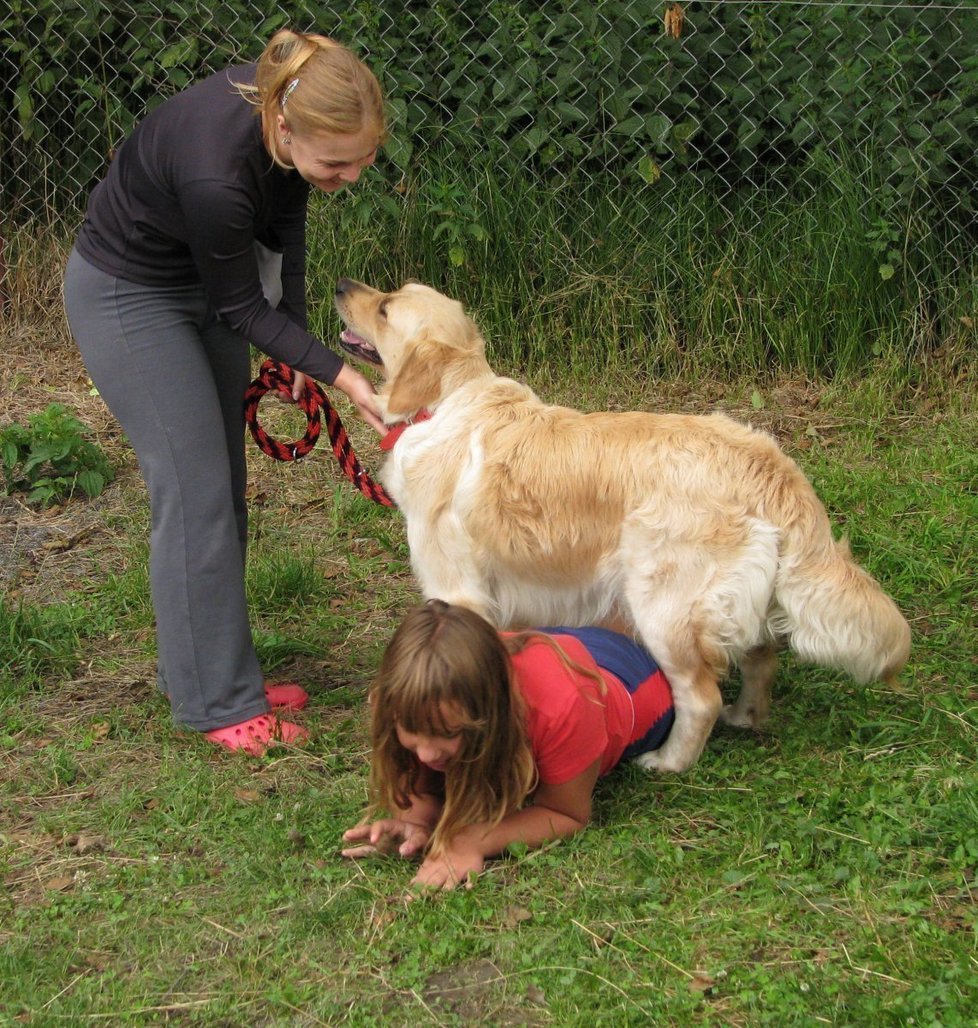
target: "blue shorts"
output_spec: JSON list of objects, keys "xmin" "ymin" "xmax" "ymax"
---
[{"xmin": 541, "ymin": 626, "xmax": 674, "ymax": 760}]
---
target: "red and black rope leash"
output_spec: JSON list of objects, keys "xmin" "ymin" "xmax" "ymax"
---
[{"xmin": 244, "ymin": 359, "xmax": 396, "ymax": 508}]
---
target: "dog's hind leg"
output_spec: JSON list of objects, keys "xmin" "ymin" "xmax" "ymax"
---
[
  {"xmin": 622, "ymin": 568, "xmax": 727, "ymax": 773},
  {"xmin": 634, "ymin": 657, "xmax": 723, "ymax": 773},
  {"xmin": 720, "ymin": 643, "xmax": 778, "ymax": 729},
  {"xmin": 622, "ymin": 506, "xmax": 779, "ymax": 772}
]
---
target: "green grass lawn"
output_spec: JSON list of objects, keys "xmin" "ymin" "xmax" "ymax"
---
[{"xmin": 1, "ymin": 346, "xmax": 975, "ymax": 1024}]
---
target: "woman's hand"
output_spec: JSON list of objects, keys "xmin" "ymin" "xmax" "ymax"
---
[
  {"xmin": 270, "ymin": 367, "xmax": 308, "ymax": 403},
  {"xmin": 341, "ymin": 818, "xmax": 431, "ymax": 859},
  {"xmin": 332, "ymin": 363, "xmax": 386, "ymax": 435},
  {"xmin": 289, "ymin": 369, "xmax": 308, "ymax": 402}
]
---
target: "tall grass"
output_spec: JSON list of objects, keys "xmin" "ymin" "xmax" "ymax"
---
[
  {"xmin": 4, "ymin": 148, "xmax": 974, "ymax": 381},
  {"xmin": 305, "ymin": 148, "xmax": 977, "ymax": 379},
  {"xmin": 0, "ymin": 596, "xmax": 84, "ymax": 684}
]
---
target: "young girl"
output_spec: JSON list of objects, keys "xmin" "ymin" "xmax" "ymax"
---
[
  {"xmin": 341, "ymin": 600, "xmax": 674, "ymax": 890},
  {"xmin": 63, "ymin": 29, "xmax": 388, "ymax": 754}
]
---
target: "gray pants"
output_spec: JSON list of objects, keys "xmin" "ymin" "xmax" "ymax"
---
[{"xmin": 63, "ymin": 249, "xmax": 268, "ymax": 731}]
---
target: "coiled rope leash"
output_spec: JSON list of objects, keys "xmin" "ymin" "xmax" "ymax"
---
[{"xmin": 244, "ymin": 359, "xmax": 396, "ymax": 508}]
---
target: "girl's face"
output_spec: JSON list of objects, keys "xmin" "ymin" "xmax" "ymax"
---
[
  {"xmin": 395, "ymin": 702, "xmax": 466, "ymax": 772},
  {"xmin": 275, "ymin": 117, "xmax": 379, "ymax": 192}
]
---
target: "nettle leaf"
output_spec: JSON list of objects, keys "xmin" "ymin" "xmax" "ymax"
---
[
  {"xmin": 613, "ymin": 114, "xmax": 645, "ymax": 137},
  {"xmin": 50, "ymin": 442, "xmax": 78, "ymax": 466},
  {"xmin": 492, "ymin": 73, "xmax": 516, "ymax": 102},
  {"xmin": 159, "ymin": 39, "xmax": 197, "ymax": 71},
  {"xmin": 645, "ymin": 114, "xmax": 671, "ymax": 146},
  {"xmin": 23, "ymin": 449, "xmax": 56, "ymax": 475},
  {"xmin": 555, "ymin": 101, "xmax": 587, "ymax": 125},
  {"xmin": 521, "ymin": 124, "xmax": 550, "ymax": 155},
  {"xmin": 76, "ymin": 470, "xmax": 106, "ymax": 499},
  {"xmin": 15, "ymin": 82, "xmax": 34, "ymax": 133},
  {"xmin": 1, "ymin": 439, "xmax": 21, "ymax": 470},
  {"xmin": 637, "ymin": 154, "xmax": 662, "ymax": 185},
  {"xmin": 28, "ymin": 479, "xmax": 58, "ymax": 505}
]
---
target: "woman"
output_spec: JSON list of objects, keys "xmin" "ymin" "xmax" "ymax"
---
[
  {"xmin": 63, "ymin": 29, "xmax": 388, "ymax": 754},
  {"xmin": 341, "ymin": 600, "xmax": 675, "ymax": 890}
]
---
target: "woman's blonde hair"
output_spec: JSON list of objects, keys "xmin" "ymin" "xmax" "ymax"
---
[
  {"xmin": 366, "ymin": 601, "xmax": 538, "ymax": 857},
  {"xmin": 237, "ymin": 28, "xmax": 386, "ymax": 169}
]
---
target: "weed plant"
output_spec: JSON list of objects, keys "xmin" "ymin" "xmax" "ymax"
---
[{"xmin": 0, "ymin": 402, "xmax": 114, "ymax": 506}]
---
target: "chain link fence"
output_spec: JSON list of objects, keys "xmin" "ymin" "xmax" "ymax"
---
[{"xmin": 2, "ymin": 1, "xmax": 977, "ymax": 343}]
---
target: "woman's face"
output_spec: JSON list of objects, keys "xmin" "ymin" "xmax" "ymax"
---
[
  {"xmin": 276, "ymin": 117, "xmax": 378, "ymax": 192},
  {"xmin": 395, "ymin": 702, "xmax": 466, "ymax": 772}
]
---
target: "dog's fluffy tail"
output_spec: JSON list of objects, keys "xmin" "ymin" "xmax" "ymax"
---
[{"xmin": 772, "ymin": 530, "xmax": 911, "ymax": 685}]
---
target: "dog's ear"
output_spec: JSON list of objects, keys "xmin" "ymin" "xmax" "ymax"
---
[{"xmin": 386, "ymin": 336, "xmax": 452, "ymax": 416}]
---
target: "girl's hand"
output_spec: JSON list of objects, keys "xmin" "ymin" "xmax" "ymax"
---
[
  {"xmin": 331, "ymin": 363, "xmax": 386, "ymax": 435},
  {"xmin": 411, "ymin": 843, "xmax": 485, "ymax": 892},
  {"xmin": 341, "ymin": 819, "xmax": 431, "ymax": 859}
]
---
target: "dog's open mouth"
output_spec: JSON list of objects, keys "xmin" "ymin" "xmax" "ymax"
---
[
  {"xmin": 338, "ymin": 329, "xmax": 383, "ymax": 367},
  {"xmin": 337, "ymin": 331, "xmax": 382, "ymax": 368}
]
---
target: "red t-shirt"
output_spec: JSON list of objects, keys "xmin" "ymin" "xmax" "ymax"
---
[{"xmin": 508, "ymin": 634, "xmax": 673, "ymax": 784}]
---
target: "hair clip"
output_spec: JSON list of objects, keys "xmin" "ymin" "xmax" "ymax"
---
[{"xmin": 281, "ymin": 78, "xmax": 300, "ymax": 108}]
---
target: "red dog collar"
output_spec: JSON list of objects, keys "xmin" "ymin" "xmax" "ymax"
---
[{"xmin": 379, "ymin": 409, "xmax": 433, "ymax": 451}]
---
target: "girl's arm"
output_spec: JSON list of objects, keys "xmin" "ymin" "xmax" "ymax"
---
[{"xmin": 412, "ymin": 758, "xmax": 602, "ymax": 891}]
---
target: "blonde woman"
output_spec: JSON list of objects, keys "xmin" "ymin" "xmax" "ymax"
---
[
  {"xmin": 342, "ymin": 601, "xmax": 675, "ymax": 890},
  {"xmin": 63, "ymin": 30, "xmax": 388, "ymax": 754}
]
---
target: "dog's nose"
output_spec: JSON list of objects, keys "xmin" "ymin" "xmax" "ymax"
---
[{"xmin": 335, "ymin": 278, "xmax": 354, "ymax": 297}]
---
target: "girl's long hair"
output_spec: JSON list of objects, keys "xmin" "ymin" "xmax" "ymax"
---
[
  {"xmin": 366, "ymin": 601, "xmax": 537, "ymax": 856},
  {"xmin": 235, "ymin": 28, "xmax": 386, "ymax": 168}
]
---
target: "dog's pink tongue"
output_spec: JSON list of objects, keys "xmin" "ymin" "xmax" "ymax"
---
[{"xmin": 341, "ymin": 329, "xmax": 367, "ymax": 346}]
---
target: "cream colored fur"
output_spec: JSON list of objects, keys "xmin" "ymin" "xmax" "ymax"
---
[{"xmin": 334, "ymin": 278, "xmax": 912, "ymax": 772}]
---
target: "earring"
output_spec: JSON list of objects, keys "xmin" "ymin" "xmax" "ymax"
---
[{"xmin": 283, "ymin": 134, "xmax": 292, "ymax": 146}]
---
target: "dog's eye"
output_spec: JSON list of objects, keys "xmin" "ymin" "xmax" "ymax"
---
[{"xmin": 378, "ymin": 300, "xmax": 389, "ymax": 320}]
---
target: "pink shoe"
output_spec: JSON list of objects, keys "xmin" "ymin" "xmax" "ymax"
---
[
  {"xmin": 205, "ymin": 714, "xmax": 308, "ymax": 756},
  {"xmin": 264, "ymin": 682, "xmax": 309, "ymax": 711}
]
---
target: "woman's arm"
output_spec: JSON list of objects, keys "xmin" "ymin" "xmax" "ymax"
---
[{"xmin": 412, "ymin": 758, "xmax": 602, "ymax": 891}]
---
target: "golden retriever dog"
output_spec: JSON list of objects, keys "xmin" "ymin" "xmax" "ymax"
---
[{"xmin": 334, "ymin": 277, "xmax": 911, "ymax": 773}]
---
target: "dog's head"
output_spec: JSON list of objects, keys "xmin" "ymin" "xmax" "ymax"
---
[{"xmin": 334, "ymin": 278, "xmax": 488, "ymax": 420}]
